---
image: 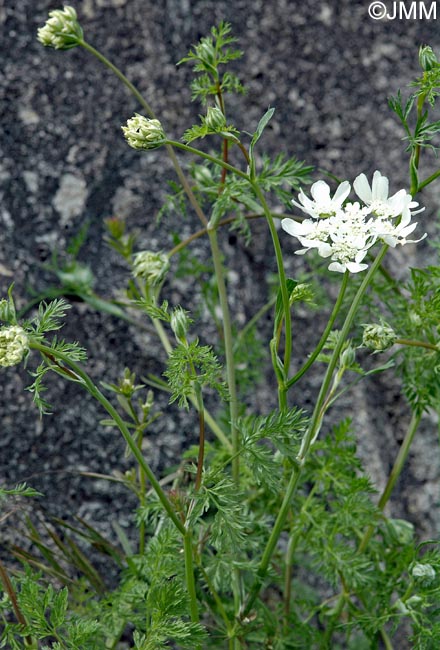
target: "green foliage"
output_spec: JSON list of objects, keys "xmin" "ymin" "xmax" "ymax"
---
[
  {"xmin": 6, "ymin": 16, "xmax": 440, "ymax": 650},
  {"xmin": 0, "ymin": 483, "xmax": 42, "ymax": 499},
  {"xmin": 182, "ymin": 116, "xmax": 240, "ymax": 144},
  {"xmin": 0, "ymin": 570, "xmax": 101, "ymax": 649},
  {"xmin": 31, "ymin": 299, "xmax": 72, "ymax": 336},
  {"xmin": 178, "ymin": 21, "xmax": 245, "ymax": 103},
  {"xmin": 164, "ymin": 338, "xmax": 228, "ymax": 407},
  {"xmin": 238, "ymin": 407, "xmax": 307, "ymax": 493},
  {"xmin": 256, "ymin": 153, "xmax": 313, "ymax": 205}
]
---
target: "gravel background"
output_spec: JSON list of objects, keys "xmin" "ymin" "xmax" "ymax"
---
[{"xmin": 1, "ymin": 0, "xmax": 440, "ymax": 617}]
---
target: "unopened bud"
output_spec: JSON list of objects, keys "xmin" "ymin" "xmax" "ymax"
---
[
  {"xmin": 386, "ymin": 518, "xmax": 414, "ymax": 545},
  {"xmin": 122, "ymin": 114, "xmax": 166, "ymax": 151},
  {"xmin": 411, "ymin": 563, "xmax": 436, "ymax": 584},
  {"xmin": 37, "ymin": 6, "xmax": 83, "ymax": 50},
  {"xmin": 362, "ymin": 322, "xmax": 396, "ymax": 352},
  {"xmin": 419, "ymin": 45, "xmax": 438, "ymax": 72},
  {"xmin": 105, "ymin": 217, "xmax": 126, "ymax": 240},
  {"xmin": 340, "ymin": 344, "xmax": 355, "ymax": 368},
  {"xmin": 205, "ymin": 106, "xmax": 226, "ymax": 131},
  {"xmin": 0, "ymin": 326, "xmax": 29, "ymax": 367},
  {"xmin": 170, "ymin": 307, "xmax": 190, "ymax": 345},
  {"xmin": 132, "ymin": 250, "xmax": 169, "ymax": 286}
]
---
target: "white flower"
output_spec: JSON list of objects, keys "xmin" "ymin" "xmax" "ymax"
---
[
  {"xmin": 122, "ymin": 114, "xmax": 166, "ymax": 150},
  {"xmin": 353, "ymin": 170, "xmax": 423, "ymax": 220},
  {"xmin": 291, "ymin": 179, "xmax": 351, "ymax": 219},
  {"xmin": 282, "ymin": 201, "xmax": 374, "ymax": 273},
  {"xmin": 284, "ymin": 172, "xmax": 427, "ymax": 274},
  {"xmin": 0, "ymin": 326, "xmax": 29, "ymax": 367},
  {"xmin": 373, "ymin": 212, "xmax": 427, "ymax": 247},
  {"xmin": 37, "ymin": 6, "xmax": 83, "ymax": 50}
]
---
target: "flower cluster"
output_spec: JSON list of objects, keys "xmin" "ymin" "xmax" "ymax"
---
[
  {"xmin": 362, "ymin": 322, "xmax": 397, "ymax": 351},
  {"xmin": 282, "ymin": 171, "xmax": 426, "ymax": 273},
  {"xmin": 37, "ymin": 6, "xmax": 83, "ymax": 50},
  {"xmin": 0, "ymin": 326, "xmax": 29, "ymax": 367},
  {"xmin": 132, "ymin": 250, "xmax": 170, "ymax": 286},
  {"xmin": 122, "ymin": 114, "xmax": 166, "ymax": 150}
]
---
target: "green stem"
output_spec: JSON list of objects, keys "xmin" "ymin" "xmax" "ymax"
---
[
  {"xmin": 409, "ymin": 93, "xmax": 426, "ymax": 196},
  {"xmin": 197, "ymin": 564, "xmax": 234, "ymax": 635},
  {"xmin": 416, "ymin": 168, "xmax": 440, "ymax": 193},
  {"xmin": 207, "ymin": 228, "xmax": 240, "ymax": 482},
  {"xmin": 380, "ymin": 627, "xmax": 395, "ymax": 650},
  {"xmin": 183, "ymin": 532, "xmax": 200, "ymax": 629},
  {"xmin": 30, "ymin": 341, "xmax": 186, "ymax": 537},
  {"xmin": 166, "ymin": 140, "xmax": 249, "ymax": 180},
  {"xmin": 206, "ymin": 226, "xmax": 243, "ymax": 631},
  {"xmin": 286, "ymin": 271, "xmax": 349, "ymax": 388},
  {"xmin": 241, "ymin": 247, "xmax": 388, "ymax": 619},
  {"xmin": 358, "ymin": 410, "xmax": 422, "ymax": 553},
  {"xmin": 250, "ymin": 182, "xmax": 292, "ymax": 411},
  {"xmin": 395, "ymin": 338, "xmax": 439, "ymax": 351},
  {"xmin": 193, "ymin": 383, "xmax": 206, "ymax": 492}
]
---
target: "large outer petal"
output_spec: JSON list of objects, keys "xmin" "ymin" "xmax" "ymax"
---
[
  {"xmin": 371, "ymin": 170, "xmax": 389, "ymax": 201},
  {"xmin": 353, "ymin": 173, "xmax": 372, "ymax": 204}
]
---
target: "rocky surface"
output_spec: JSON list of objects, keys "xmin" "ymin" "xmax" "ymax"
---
[{"xmin": 1, "ymin": 0, "xmax": 440, "ymax": 606}]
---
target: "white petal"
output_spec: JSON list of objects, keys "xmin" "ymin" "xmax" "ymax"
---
[
  {"xmin": 333, "ymin": 181, "xmax": 351, "ymax": 205},
  {"xmin": 353, "ymin": 173, "xmax": 372, "ymax": 204},
  {"xmin": 346, "ymin": 261, "xmax": 369, "ymax": 273},
  {"xmin": 310, "ymin": 180, "xmax": 331, "ymax": 203},
  {"xmin": 328, "ymin": 261, "xmax": 347, "ymax": 273},
  {"xmin": 397, "ymin": 223, "xmax": 417, "ymax": 238},
  {"xmin": 372, "ymin": 171, "xmax": 389, "ymax": 201},
  {"xmin": 382, "ymin": 235, "xmax": 398, "ymax": 247},
  {"xmin": 281, "ymin": 218, "xmax": 313, "ymax": 237},
  {"xmin": 316, "ymin": 242, "xmax": 333, "ymax": 257}
]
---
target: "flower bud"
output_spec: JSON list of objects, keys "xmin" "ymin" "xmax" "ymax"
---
[
  {"xmin": 170, "ymin": 307, "xmax": 190, "ymax": 345},
  {"xmin": 105, "ymin": 216, "xmax": 126, "ymax": 240},
  {"xmin": 411, "ymin": 562, "xmax": 436, "ymax": 584},
  {"xmin": 362, "ymin": 322, "xmax": 396, "ymax": 352},
  {"xmin": 37, "ymin": 6, "xmax": 83, "ymax": 50},
  {"xmin": 132, "ymin": 251, "xmax": 169, "ymax": 286},
  {"xmin": 0, "ymin": 326, "xmax": 29, "ymax": 367},
  {"xmin": 122, "ymin": 114, "xmax": 166, "ymax": 151},
  {"xmin": 197, "ymin": 41, "xmax": 216, "ymax": 65},
  {"xmin": 385, "ymin": 518, "xmax": 414, "ymax": 545},
  {"xmin": 340, "ymin": 344, "xmax": 355, "ymax": 369},
  {"xmin": 419, "ymin": 45, "xmax": 438, "ymax": 72},
  {"xmin": 204, "ymin": 106, "xmax": 227, "ymax": 131}
]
